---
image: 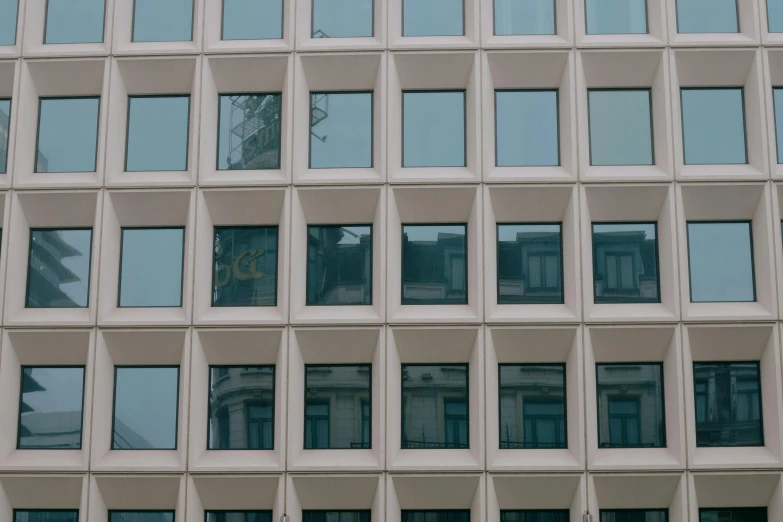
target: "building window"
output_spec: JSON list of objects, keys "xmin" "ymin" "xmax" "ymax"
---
[
  {"xmin": 494, "ymin": 0, "xmax": 555, "ymax": 35},
  {"xmin": 495, "ymin": 90, "xmax": 559, "ymax": 167},
  {"xmin": 125, "ymin": 96, "xmax": 190, "ymax": 172},
  {"xmin": 218, "ymin": 93, "xmax": 281, "ymax": 170},
  {"xmin": 312, "ymin": 0, "xmax": 373, "ymax": 37},
  {"xmin": 310, "ymin": 92, "xmax": 373, "ymax": 169},
  {"xmin": 207, "ymin": 513, "xmax": 273, "ymax": 522},
  {"xmin": 208, "ymin": 366, "xmax": 275, "ymax": 450},
  {"xmin": 585, "ymin": 0, "xmax": 647, "ymax": 34},
  {"xmin": 402, "ymin": 0, "xmax": 463, "ymax": 36},
  {"xmin": 402, "ymin": 224, "xmax": 467, "ymax": 305},
  {"xmin": 681, "ymin": 88, "xmax": 746, "ymax": 165},
  {"xmin": 402, "ymin": 512, "xmax": 470, "ymax": 522},
  {"xmin": 36, "ymin": 97, "xmax": 100, "ymax": 173},
  {"xmin": 588, "ymin": 89, "xmax": 653, "ymax": 166},
  {"xmin": 17, "ymin": 367, "xmax": 85, "ymax": 450},
  {"xmin": 303, "ymin": 512, "xmax": 371, "ymax": 522},
  {"xmin": 676, "ymin": 0, "xmax": 738, "ymax": 33},
  {"xmin": 402, "ymin": 91, "xmax": 466, "ymax": 168},
  {"xmin": 770, "ymin": 0, "xmax": 783, "ymax": 32},
  {"xmin": 14, "ymin": 512, "xmax": 79, "ymax": 522},
  {"xmin": 592, "ymin": 223, "xmax": 659, "ymax": 304},
  {"xmin": 112, "ymin": 366, "xmax": 180, "ymax": 450},
  {"xmin": 687, "ymin": 221, "xmax": 755, "ymax": 303},
  {"xmin": 402, "ymin": 364, "xmax": 469, "ymax": 449},
  {"xmin": 132, "ymin": 0, "xmax": 193, "ymax": 42},
  {"xmin": 774, "ymin": 88, "xmax": 783, "ymax": 164},
  {"xmin": 109, "ymin": 513, "xmax": 175, "ymax": 522},
  {"xmin": 699, "ymin": 508, "xmax": 767, "ymax": 522},
  {"xmin": 0, "ymin": 0, "xmax": 18, "ymax": 45},
  {"xmin": 0, "ymin": 98, "xmax": 9, "ymax": 174},
  {"xmin": 499, "ymin": 364, "xmax": 566, "ymax": 449},
  {"xmin": 307, "ymin": 225, "xmax": 372, "ymax": 306},
  {"xmin": 497, "ymin": 223, "xmax": 563, "ymax": 304},
  {"xmin": 212, "ymin": 226, "xmax": 278, "ymax": 307},
  {"xmin": 305, "ymin": 364, "xmax": 371, "ymax": 449},
  {"xmin": 119, "ymin": 228, "xmax": 185, "ymax": 308},
  {"xmin": 693, "ymin": 362, "xmax": 763, "ymax": 448},
  {"xmin": 44, "ymin": 0, "xmax": 105, "ymax": 44},
  {"xmin": 222, "ymin": 0, "xmax": 283, "ymax": 40},
  {"xmin": 501, "ymin": 511, "xmax": 569, "ymax": 522},
  {"xmin": 600, "ymin": 511, "xmax": 668, "ymax": 522},
  {"xmin": 26, "ymin": 229, "xmax": 92, "ymax": 308}
]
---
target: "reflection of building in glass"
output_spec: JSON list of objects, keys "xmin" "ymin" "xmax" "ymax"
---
[
  {"xmin": 497, "ymin": 226, "xmax": 563, "ymax": 304},
  {"xmin": 209, "ymin": 366, "xmax": 275, "ymax": 450},
  {"xmin": 27, "ymin": 230, "xmax": 88, "ymax": 308},
  {"xmin": 111, "ymin": 417, "xmax": 154, "ymax": 450},
  {"xmin": 19, "ymin": 370, "xmax": 82, "ymax": 449},
  {"xmin": 0, "ymin": 102, "xmax": 8, "ymax": 171},
  {"xmin": 501, "ymin": 511, "xmax": 569, "ymax": 522},
  {"xmin": 212, "ymin": 227, "xmax": 278, "ymax": 307},
  {"xmin": 402, "ymin": 227, "xmax": 467, "ymax": 305},
  {"xmin": 599, "ymin": 509, "xmax": 668, "ymax": 522},
  {"xmin": 225, "ymin": 94, "xmax": 281, "ymax": 170},
  {"xmin": 402, "ymin": 364, "xmax": 468, "ymax": 449},
  {"xmin": 206, "ymin": 512, "xmax": 272, "ymax": 522},
  {"xmin": 109, "ymin": 512, "xmax": 174, "ymax": 522},
  {"xmin": 305, "ymin": 365, "xmax": 371, "ymax": 449},
  {"xmin": 307, "ymin": 226, "xmax": 372, "ymax": 306},
  {"xmin": 593, "ymin": 226, "xmax": 658, "ymax": 303},
  {"xmin": 303, "ymin": 511, "xmax": 370, "ymax": 522},
  {"xmin": 402, "ymin": 511, "xmax": 470, "ymax": 522},
  {"xmin": 14, "ymin": 511, "xmax": 79, "ymax": 522}
]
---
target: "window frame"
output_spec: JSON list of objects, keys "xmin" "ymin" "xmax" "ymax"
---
[
  {"xmin": 220, "ymin": 0, "xmax": 285, "ymax": 40},
  {"xmin": 494, "ymin": 88, "xmax": 561, "ymax": 168},
  {"xmin": 401, "ymin": 89, "xmax": 468, "ymax": 168},
  {"xmin": 130, "ymin": 0, "xmax": 194, "ymax": 42},
  {"xmin": 586, "ymin": 88, "xmax": 655, "ymax": 167},
  {"xmin": 118, "ymin": 226, "xmax": 186, "ymax": 309},
  {"xmin": 216, "ymin": 92, "xmax": 283, "ymax": 171},
  {"xmin": 43, "ymin": 0, "xmax": 107, "ymax": 44},
  {"xmin": 0, "ymin": 97, "xmax": 10, "ymax": 175},
  {"xmin": 679, "ymin": 86, "xmax": 748, "ymax": 166},
  {"xmin": 34, "ymin": 96, "xmax": 101, "ymax": 174},
  {"xmin": 311, "ymin": 0, "xmax": 375, "ymax": 37},
  {"xmin": 308, "ymin": 90, "xmax": 374, "ymax": 169},
  {"xmin": 124, "ymin": 94, "xmax": 192, "ymax": 173}
]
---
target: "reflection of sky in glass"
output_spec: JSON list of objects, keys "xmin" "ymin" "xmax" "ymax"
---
[
  {"xmin": 133, "ymin": 0, "xmax": 193, "ymax": 42},
  {"xmin": 494, "ymin": 0, "xmax": 555, "ymax": 35},
  {"xmin": 593, "ymin": 223, "xmax": 656, "ymax": 238},
  {"xmin": 496, "ymin": 90, "xmax": 558, "ymax": 167},
  {"xmin": 223, "ymin": 0, "xmax": 283, "ymax": 40},
  {"xmin": 310, "ymin": 92, "xmax": 373, "ymax": 168},
  {"xmin": 27, "ymin": 229, "xmax": 92, "ymax": 308},
  {"xmin": 113, "ymin": 367, "xmax": 179, "ymax": 449},
  {"xmin": 676, "ymin": 0, "xmax": 738, "ymax": 33},
  {"xmin": 404, "ymin": 224, "xmax": 464, "ymax": 241},
  {"xmin": 770, "ymin": 0, "xmax": 783, "ymax": 32},
  {"xmin": 774, "ymin": 89, "xmax": 783, "ymax": 164},
  {"xmin": 37, "ymin": 98, "xmax": 100, "ymax": 173},
  {"xmin": 126, "ymin": 96, "xmax": 190, "ymax": 172},
  {"xmin": 403, "ymin": 0, "xmax": 463, "ymax": 36},
  {"xmin": 681, "ymin": 89, "xmax": 746, "ymax": 165},
  {"xmin": 688, "ymin": 222, "xmax": 755, "ymax": 302},
  {"xmin": 0, "ymin": 0, "xmax": 17, "ymax": 45},
  {"xmin": 45, "ymin": 0, "xmax": 105, "ymax": 44},
  {"xmin": 586, "ymin": 0, "xmax": 647, "ymax": 34},
  {"xmin": 19, "ymin": 367, "xmax": 85, "ymax": 449},
  {"xmin": 313, "ymin": 0, "xmax": 373, "ymax": 37},
  {"xmin": 218, "ymin": 94, "xmax": 281, "ymax": 170},
  {"xmin": 403, "ymin": 91, "xmax": 465, "ymax": 167},
  {"xmin": 589, "ymin": 90, "xmax": 653, "ymax": 166},
  {"xmin": 119, "ymin": 228, "xmax": 185, "ymax": 307},
  {"xmin": 0, "ymin": 99, "xmax": 10, "ymax": 174}
]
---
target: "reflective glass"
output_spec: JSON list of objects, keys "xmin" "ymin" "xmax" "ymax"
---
[
  {"xmin": 222, "ymin": 0, "xmax": 283, "ymax": 40},
  {"xmin": 592, "ymin": 223, "xmax": 659, "ymax": 304},
  {"xmin": 770, "ymin": 0, "xmax": 783, "ymax": 32},
  {"xmin": 313, "ymin": 0, "xmax": 373, "ymax": 37},
  {"xmin": 499, "ymin": 364, "xmax": 566, "ymax": 449},
  {"xmin": 44, "ymin": 0, "xmax": 105, "ymax": 44},
  {"xmin": 132, "ymin": 0, "xmax": 193, "ymax": 42},
  {"xmin": 304, "ymin": 365, "xmax": 371, "ymax": 449},
  {"xmin": 600, "ymin": 511, "xmax": 668, "ymax": 522},
  {"xmin": 36, "ymin": 97, "xmax": 100, "ymax": 173},
  {"xmin": 15, "ymin": 512, "xmax": 79, "ymax": 522},
  {"xmin": 307, "ymin": 225, "xmax": 372, "ymax": 306},
  {"xmin": 109, "ymin": 513, "xmax": 175, "ymax": 522},
  {"xmin": 218, "ymin": 94, "xmax": 281, "ymax": 170},
  {"xmin": 699, "ymin": 508, "xmax": 767, "ymax": 522},
  {"xmin": 403, "ymin": 91, "xmax": 465, "ymax": 167},
  {"xmin": 681, "ymin": 88, "xmax": 746, "ymax": 164},
  {"xmin": 687, "ymin": 222, "xmax": 755, "ymax": 303},
  {"xmin": 303, "ymin": 512, "xmax": 371, "ymax": 522},
  {"xmin": 497, "ymin": 224, "xmax": 563, "ymax": 304},
  {"xmin": 207, "ymin": 513, "xmax": 273, "ymax": 522},
  {"xmin": 26, "ymin": 229, "xmax": 92, "ymax": 308},
  {"xmin": 494, "ymin": 0, "xmax": 555, "ymax": 35},
  {"xmin": 586, "ymin": 0, "xmax": 647, "ymax": 34},
  {"xmin": 588, "ymin": 90, "xmax": 653, "ymax": 166},
  {"xmin": 126, "ymin": 96, "xmax": 190, "ymax": 172},
  {"xmin": 0, "ymin": 0, "xmax": 17, "ymax": 45},
  {"xmin": 0, "ymin": 99, "xmax": 9, "ymax": 174},
  {"xmin": 402, "ymin": 364, "xmax": 468, "ymax": 449},
  {"xmin": 113, "ymin": 367, "xmax": 179, "ymax": 449},
  {"xmin": 676, "ymin": 0, "xmax": 738, "ymax": 33},
  {"xmin": 501, "ymin": 512, "xmax": 569, "ymax": 522},
  {"xmin": 18, "ymin": 367, "xmax": 85, "ymax": 449},
  {"xmin": 403, "ymin": 0, "xmax": 463, "ymax": 36},
  {"xmin": 212, "ymin": 227, "xmax": 278, "ymax": 307},
  {"xmin": 402, "ymin": 225, "xmax": 467, "ymax": 305},
  {"xmin": 119, "ymin": 228, "xmax": 185, "ymax": 308},
  {"xmin": 495, "ymin": 90, "xmax": 559, "ymax": 167},
  {"xmin": 774, "ymin": 88, "xmax": 783, "ymax": 163},
  {"xmin": 694, "ymin": 362, "xmax": 763, "ymax": 447},
  {"xmin": 208, "ymin": 366, "xmax": 275, "ymax": 450},
  {"xmin": 310, "ymin": 92, "xmax": 373, "ymax": 168},
  {"xmin": 402, "ymin": 512, "xmax": 470, "ymax": 522}
]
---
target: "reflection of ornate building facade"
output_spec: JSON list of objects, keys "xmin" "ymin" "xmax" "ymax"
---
[
  {"xmin": 597, "ymin": 364, "xmax": 664, "ymax": 448},
  {"xmin": 402, "ymin": 231, "xmax": 466, "ymax": 303},
  {"xmin": 305, "ymin": 365, "xmax": 370, "ymax": 449},
  {"xmin": 499, "ymin": 365, "xmax": 566, "ymax": 449},
  {"xmin": 209, "ymin": 367, "xmax": 275, "ymax": 450},
  {"xmin": 212, "ymin": 228, "xmax": 278, "ymax": 307},
  {"xmin": 497, "ymin": 230, "xmax": 562, "ymax": 303},
  {"xmin": 307, "ymin": 227, "xmax": 372, "ymax": 305},
  {"xmin": 593, "ymin": 229, "xmax": 658, "ymax": 302},
  {"xmin": 27, "ymin": 231, "xmax": 87, "ymax": 308},
  {"xmin": 402, "ymin": 365, "xmax": 468, "ymax": 449}
]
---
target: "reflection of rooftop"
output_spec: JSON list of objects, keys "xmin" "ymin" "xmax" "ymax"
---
[
  {"xmin": 18, "ymin": 411, "xmax": 82, "ymax": 448},
  {"xmin": 27, "ymin": 231, "xmax": 86, "ymax": 307}
]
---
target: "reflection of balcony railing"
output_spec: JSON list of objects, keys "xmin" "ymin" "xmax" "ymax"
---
[
  {"xmin": 402, "ymin": 440, "xmax": 469, "ymax": 449},
  {"xmin": 500, "ymin": 441, "xmax": 567, "ymax": 449},
  {"xmin": 349, "ymin": 442, "xmax": 372, "ymax": 449},
  {"xmin": 598, "ymin": 442, "xmax": 661, "ymax": 449}
]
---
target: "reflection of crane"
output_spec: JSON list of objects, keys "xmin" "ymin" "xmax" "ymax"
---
[
  {"xmin": 227, "ymin": 95, "xmax": 280, "ymax": 170},
  {"xmin": 310, "ymin": 93, "xmax": 330, "ymax": 143}
]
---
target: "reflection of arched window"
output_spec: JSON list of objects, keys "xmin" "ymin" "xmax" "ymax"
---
[
  {"xmin": 444, "ymin": 398, "xmax": 468, "ymax": 448},
  {"xmin": 246, "ymin": 401, "xmax": 273, "ymax": 449},
  {"xmin": 522, "ymin": 398, "xmax": 565, "ymax": 449},
  {"xmin": 606, "ymin": 397, "xmax": 641, "ymax": 447}
]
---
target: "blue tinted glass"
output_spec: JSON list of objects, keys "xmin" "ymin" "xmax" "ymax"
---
[
  {"xmin": 27, "ymin": 229, "xmax": 92, "ymax": 308},
  {"xmin": 209, "ymin": 366, "xmax": 275, "ymax": 449},
  {"xmin": 592, "ymin": 223, "xmax": 659, "ymax": 304},
  {"xmin": 497, "ymin": 224, "xmax": 562, "ymax": 304},
  {"xmin": 212, "ymin": 227, "xmax": 278, "ymax": 307},
  {"xmin": 109, "ymin": 513, "xmax": 174, "ymax": 522},
  {"xmin": 0, "ymin": 99, "xmax": 10, "ymax": 174},
  {"xmin": 496, "ymin": 90, "xmax": 558, "ymax": 167},
  {"xmin": 113, "ymin": 367, "xmax": 179, "ymax": 449},
  {"xmin": 15, "ymin": 512, "xmax": 79, "ymax": 522},
  {"xmin": 313, "ymin": 0, "xmax": 373, "ymax": 37},
  {"xmin": 223, "ymin": 0, "xmax": 283, "ymax": 39},
  {"xmin": 494, "ymin": 0, "xmax": 555, "ymax": 35},
  {"xmin": 305, "ymin": 365, "xmax": 371, "ymax": 449},
  {"xmin": 133, "ymin": 0, "xmax": 193, "ymax": 42},
  {"xmin": 589, "ymin": 90, "xmax": 653, "ymax": 165},
  {"xmin": 403, "ymin": 91, "xmax": 465, "ymax": 167},
  {"xmin": 402, "ymin": 365, "xmax": 468, "ymax": 449},
  {"xmin": 218, "ymin": 94, "xmax": 281, "ymax": 170},
  {"xmin": 126, "ymin": 96, "xmax": 190, "ymax": 172},
  {"xmin": 403, "ymin": 512, "xmax": 469, "ymax": 522},
  {"xmin": 119, "ymin": 228, "xmax": 185, "ymax": 308},
  {"xmin": 601, "ymin": 512, "xmax": 668, "ymax": 522},
  {"xmin": 501, "ymin": 512, "xmax": 569, "ymax": 522},
  {"xmin": 403, "ymin": 0, "xmax": 463, "ymax": 35},
  {"xmin": 586, "ymin": 0, "xmax": 647, "ymax": 34},
  {"xmin": 0, "ymin": 0, "xmax": 17, "ymax": 45},
  {"xmin": 676, "ymin": 0, "xmax": 738, "ymax": 33},
  {"xmin": 774, "ymin": 89, "xmax": 783, "ymax": 163},
  {"xmin": 304, "ymin": 513, "xmax": 370, "ymax": 522},
  {"xmin": 18, "ymin": 367, "xmax": 85, "ymax": 449},
  {"xmin": 687, "ymin": 222, "xmax": 754, "ymax": 303},
  {"xmin": 36, "ymin": 98, "xmax": 99, "ymax": 173},
  {"xmin": 402, "ymin": 225, "xmax": 467, "ymax": 305},
  {"xmin": 310, "ymin": 92, "xmax": 373, "ymax": 168},
  {"xmin": 307, "ymin": 225, "xmax": 372, "ymax": 306},
  {"xmin": 770, "ymin": 0, "xmax": 783, "ymax": 32},
  {"xmin": 207, "ymin": 513, "xmax": 273, "ymax": 522},
  {"xmin": 681, "ymin": 88, "xmax": 746, "ymax": 165},
  {"xmin": 45, "ymin": 0, "xmax": 105, "ymax": 44}
]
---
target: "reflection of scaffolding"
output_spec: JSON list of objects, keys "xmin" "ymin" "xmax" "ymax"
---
[
  {"xmin": 227, "ymin": 95, "xmax": 281, "ymax": 170},
  {"xmin": 310, "ymin": 93, "xmax": 329, "ymax": 143}
]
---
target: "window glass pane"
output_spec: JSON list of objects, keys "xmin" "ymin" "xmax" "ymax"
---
[
  {"xmin": 208, "ymin": 366, "xmax": 275, "ymax": 450},
  {"xmin": 403, "ymin": 0, "xmax": 463, "ymax": 35},
  {"xmin": 700, "ymin": 509, "xmax": 767, "ymax": 522},
  {"xmin": 45, "ymin": 0, "xmax": 105, "ymax": 44},
  {"xmin": 676, "ymin": 0, "xmax": 738, "ymax": 33},
  {"xmin": 402, "ymin": 364, "xmax": 468, "ymax": 449},
  {"xmin": 586, "ymin": 0, "xmax": 647, "ymax": 34},
  {"xmin": 681, "ymin": 88, "xmax": 746, "ymax": 165},
  {"xmin": 109, "ymin": 513, "xmax": 175, "ymax": 522},
  {"xmin": 133, "ymin": 0, "xmax": 193, "ymax": 41},
  {"xmin": 18, "ymin": 367, "xmax": 85, "ymax": 449},
  {"xmin": 313, "ymin": 0, "xmax": 373, "ymax": 37},
  {"xmin": 212, "ymin": 227, "xmax": 278, "ymax": 307},
  {"xmin": 305, "ymin": 365, "xmax": 371, "ymax": 449},
  {"xmin": 770, "ymin": 0, "xmax": 783, "ymax": 32},
  {"xmin": 113, "ymin": 367, "xmax": 179, "ymax": 449},
  {"xmin": 774, "ymin": 89, "xmax": 783, "ymax": 164},
  {"xmin": 126, "ymin": 96, "xmax": 190, "ymax": 172},
  {"xmin": 26, "ymin": 229, "xmax": 92, "ymax": 308},
  {"xmin": 497, "ymin": 224, "xmax": 563, "ymax": 304},
  {"xmin": 687, "ymin": 222, "xmax": 755, "ymax": 303},
  {"xmin": 495, "ymin": 90, "xmax": 559, "ymax": 167},
  {"xmin": 36, "ymin": 97, "xmax": 99, "ymax": 173},
  {"xmin": 310, "ymin": 92, "xmax": 373, "ymax": 168},
  {"xmin": 693, "ymin": 362, "xmax": 763, "ymax": 448},
  {"xmin": 222, "ymin": 0, "xmax": 283, "ymax": 39},
  {"xmin": 0, "ymin": 0, "xmax": 17, "ymax": 45},
  {"xmin": 501, "ymin": 512, "xmax": 569, "ymax": 522},
  {"xmin": 15, "ymin": 512, "xmax": 79, "ymax": 522},
  {"xmin": 207, "ymin": 513, "xmax": 273, "ymax": 522},
  {"xmin": 402, "ymin": 512, "xmax": 470, "ymax": 522},
  {"xmin": 588, "ymin": 90, "xmax": 653, "ymax": 166},
  {"xmin": 0, "ymin": 99, "xmax": 9, "ymax": 174},
  {"xmin": 494, "ymin": 0, "xmax": 554, "ymax": 35},
  {"xmin": 600, "ymin": 511, "xmax": 668, "ymax": 522},
  {"xmin": 592, "ymin": 223, "xmax": 659, "ymax": 304},
  {"xmin": 218, "ymin": 94, "xmax": 281, "ymax": 170},
  {"xmin": 303, "ymin": 512, "xmax": 371, "ymax": 522},
  {"xmin": 403, "ymin": 91, "xmax": 465, "ymax": 167},
  {"xmin": 307, "ymin": 225, "xmax": 372, "ymax": 306},
  {"xmin": 402, "ymin": 224, "xmax": 467, "ymax": 305},
  {"xmin": 119, "ymin": 228, "xmax": 185, "ymax": 308}
]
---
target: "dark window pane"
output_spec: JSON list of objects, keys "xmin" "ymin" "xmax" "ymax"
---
[
  {"xmin": 700, "ymin": 508, "xmax": 767, "ymax": 522},
  {"xmin": 45, "ymin": 0, "xmax": 104, "ymax": 44},
  {"xmin": 494, "ymin": 0, "xmax": 555, "ymax": 35},
  {"xmin": 218, "ymin": 94, "xmax": 281, "ymax": 170},
  {"xmin": 403, "ymin": 91, "xmax": 465, "ymax": 167},
  {"xmin": 676, "ymin": 0, "xmax": 738, "ymax": 33},
  {"xmin": 119, "ymin": 228, "xmax": 185, "ymax": 307},
  {"xmin": 687, "ymin": 222, "xmax": 755, "ymax": 303},
  {"xmin": 113, "ymin": 367, "xmax": 179, "ymax": 449},
  {"xmin": 207, "ymin": 513, "xmax": 273, "ymax": 522},
  {"xmin": 588, "ymin": 90, "xmax": 653, "ymax": 166},
  {"xmin": 681, "ymin": 88, "xmax": 746, "ymax": 164},
  {"xmin": 402, "ymin": 512, "xmax": 470, "ymax": 522},
  {"xmin": 305, "ymin": 365, "xmax": 371, "ymax": 449},
  {"xmin": 0, "ymin": 99, "xmax": 9, "ymax": 173},
  {"xmin": 774, "ymin": 89, "xmax": 783, "ymax": 163},
  {"xmin": 694, "ymin": 362, "xmax": 763, "ymax": 447},
  {"xmin": 403, "ymin": 0, "xmax": 463, "ymax": 35},
  {"xmin": 36, "ymin": 97, "xmax": 99, "ymax": 173},
  {"xmin": 313, "ymin": 0, "xmax": 373, "ymax": 37},
  {"xmin": 402, "ymin": 225, "xmax": 467, "ymax": 305},
  {"xmin": 402, "ymin": 364, "xmax": 468, "ymax": 449},
  {"xmin": 26, "ymin": 229, "xmax": 92, "ymax": 308},
  {"xmin": 310, "ymin": 92, "xmax": 373, "ymax": 168},
  {"xmin": 501, "ymin": 511, "xmax": 569, "ymax": 522},
  {"xmin": 0, "ymin": 0, "xmax": 17, "ymax": 45},
  {"xmin": 212, "ymin": 227, "xmax": 278, "ymax": 307},
  {"xmin": 18, "ymin": 367, "xmax": 85, "ymax": 449},
  {"xmin": 126, "ymin": 96, "xmax": 190, "ymax": 172},
  {"xmin": 109, "ymin": 513, "xmax": 175, "ymax": 522},
  {"xmin": 209, "ymin": 366, "xmax": 275, "ymax": 450},
  {"xmin": 307, "ymin": 225, "xmax": 372, "ymax": 306},
  {"xmin": 498, "ymin": 224, "xmax": 563, "ymax": 304},
  {"xmin": 222, "ymin": 0, "xmax": 283, "ymax": 40},
  {"xmin": 132, "ymin": 0, "xmax": 192, "ymax": 41},
  {"xmin": 586, "ymin": 0, "xmax": 647, "ymax": 34},
  {"xmin": 592, "ymin": 223, "xmax": 659, "ymax": 304},
  {"xmin": 303, "ymin": 512, "xmax": 371, "ymax": 522},
  {"xmin": 495, "ymin": 90, "xmax": 559, "ymax": 167},
  {"xmin": 770, "ymin": 0, "xmax": 783, "ymax": 32},
  {"xmin": 600, "ymin": 511, "xmax": 668, "ymax": 522},
  {"xmin": 15, "ymin": 512, "xmax": 79, "ymax": 522}
]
